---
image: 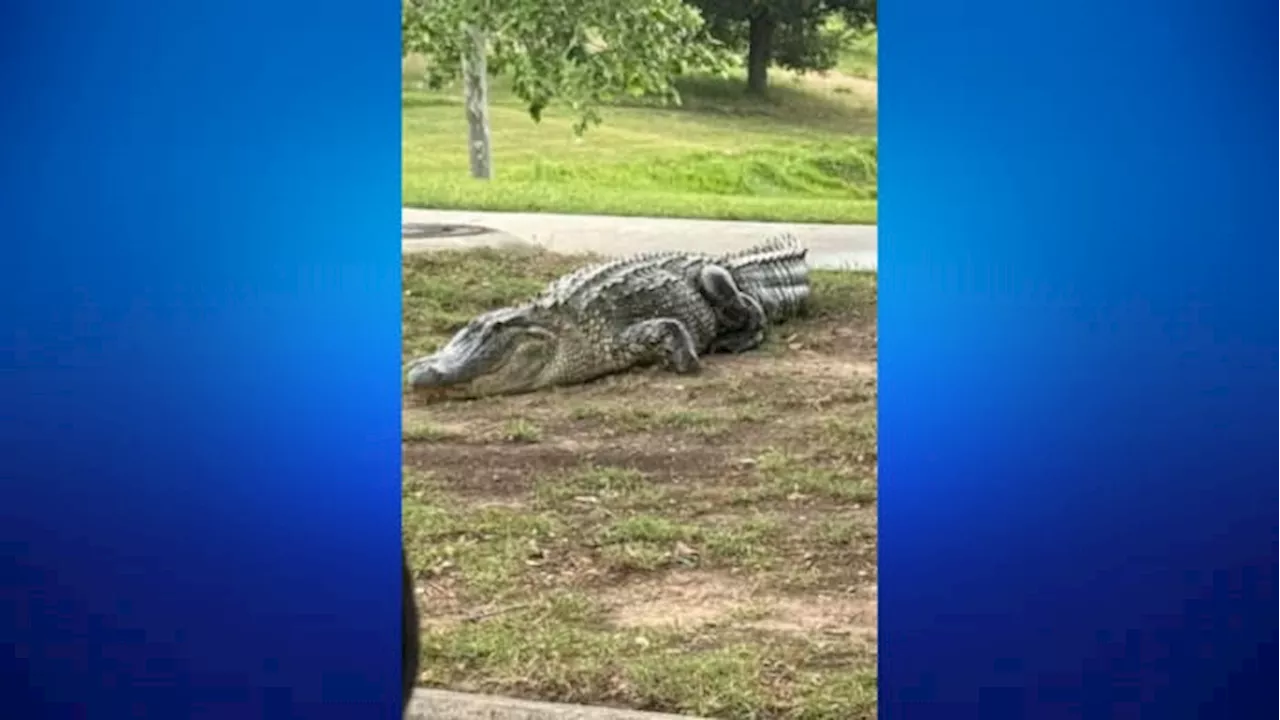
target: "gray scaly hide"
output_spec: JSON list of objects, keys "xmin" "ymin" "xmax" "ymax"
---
[{"xmin": 405, "ymin": 235, "xmax": 810, "ymax": 401}]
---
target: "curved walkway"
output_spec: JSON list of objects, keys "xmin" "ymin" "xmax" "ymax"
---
[{"xmin": 402, "ymin": 208, "xmax": 877, "ymax": 271}]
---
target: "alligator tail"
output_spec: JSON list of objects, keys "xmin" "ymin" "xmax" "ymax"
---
[{"xmin": 718, "ymin": 234, "xmax": 811, "ymax": 322}]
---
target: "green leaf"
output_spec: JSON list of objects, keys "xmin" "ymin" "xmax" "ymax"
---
[{"xmin": 402, "ymin": 0, "xmax": 734, "ymax": 133}]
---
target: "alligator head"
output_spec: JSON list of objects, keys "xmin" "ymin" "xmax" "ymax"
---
[{"xmin": 405, "ymin": 305, "xmax": 561, "ymax": 401}]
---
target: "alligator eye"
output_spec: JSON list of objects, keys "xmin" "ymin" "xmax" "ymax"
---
[{"xmin": 492, "ymin": 316, "xmax": 528, "ymax": 331}]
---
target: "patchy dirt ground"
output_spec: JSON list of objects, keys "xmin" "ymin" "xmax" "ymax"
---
[{"xmin": 402, "ymin": 248, "xmax": 877, "ymax": 719}]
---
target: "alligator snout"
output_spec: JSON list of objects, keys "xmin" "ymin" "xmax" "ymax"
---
[{"xmin": 406, "ymin": 360, "xmax": 445, "ymax": 388}]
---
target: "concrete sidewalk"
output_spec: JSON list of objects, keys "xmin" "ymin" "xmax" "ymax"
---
[
  {"xmin": 407, "ymin": 688, "xmax": 708, "ymax": 720},
  {"xmin": 402, "ymin": 208, "xmax": 877, "ymax": 271}
]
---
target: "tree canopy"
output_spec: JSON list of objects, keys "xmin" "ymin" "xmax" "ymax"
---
[
  {"xmin": 402, "ymin": 0, "xmax": 733, "ymax": 134},
  {"xmin": 689, "ymin": 0, "xmax": 876, "ymax": 94}
]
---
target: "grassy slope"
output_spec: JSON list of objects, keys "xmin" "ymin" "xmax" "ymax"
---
[
  {"xmin": 402, "ymin": 67, "xmax": 878, "ymax": 224},
  {"xmin": 403, "ymin": 249, "xmax": 878, "ymax": 718}
]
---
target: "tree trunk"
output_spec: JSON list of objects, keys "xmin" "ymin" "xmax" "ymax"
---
[
  {"xmin": 746, "ymin": 13, "xmax": 776, "ymax": 96},
  {"xmin": 461, "ymin": 25, "xmax": 492, "ymax": 180}
]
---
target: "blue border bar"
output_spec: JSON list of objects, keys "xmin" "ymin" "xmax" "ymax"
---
[
  {"xmin": 880, "ymin": 1, "xmax": 1276, "ymax": 718},
  {"xmin": 1, "ymin": 1, "xmax": 404, "ymax": 717}
]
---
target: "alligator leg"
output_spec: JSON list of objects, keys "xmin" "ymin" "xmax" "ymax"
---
[
  {"xmin": 620, "ymin": 318, "xmax": 703, "ymax": 374},
  {"xmin": 698, "ymin": 265, "xmax": 769, "ymax": 354}
]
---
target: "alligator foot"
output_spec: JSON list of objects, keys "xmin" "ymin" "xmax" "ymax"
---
[
  {"xmin": 698, "ymin": 265, "xmax": 769, "ymax": 354},
  {"xmin": 621, "ymin": 318, "xmax": 702, "ymax": 374},
  {"xmin": 712, "ymin": 328, "xmax": 766, "ymax": 354}
]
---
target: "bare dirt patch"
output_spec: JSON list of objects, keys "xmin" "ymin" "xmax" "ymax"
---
[
  {"xmin": 402, "ymin": 249, "xmax": 877, "ymax": 719},
  {"xmin": 405, "ymin": 441, "xmax": 735, "ymax": 501},
  {"xmin": 606, "ymin": 571, "xmax": 876, "ymax": 641}
]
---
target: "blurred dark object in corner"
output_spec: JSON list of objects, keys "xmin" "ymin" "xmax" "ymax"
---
[{"xmin": 402, "ymin": 550, "xmax": 421, "ymax": 716}]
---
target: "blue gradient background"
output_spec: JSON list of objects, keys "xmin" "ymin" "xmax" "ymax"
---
[
  {"xmin": 0, "ymin": 1, "xmax": 404, "ymax": 718},
  {"xmin": 880, "ymin": 1, "xmax": 1276, "ymax": 718}
]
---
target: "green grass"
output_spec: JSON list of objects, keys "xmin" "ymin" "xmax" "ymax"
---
[
  {"xmin": 406, "ymin": 455, "xmax": 878, "ymax": 717},
  {"xmin": 402, "ymin": 417, "xmax": 463, "ymax": 443},
  {"xmin": 402, "ymin": 69, "xmax": 877, "ymax": 224},
  {"xmin": 499, "ymin": 417, "xmax": 543, "ymax": 444},
  {"xmin": 419, "ymin": 591, "xmax": 876, "ymax": 719},
  {"xmin": 422, "ymin": 586, "xmax": 880, "ymax": 712},
  {"xmin": 401, "ymin": 247, "xmax": 588, "ymax": 361},
  {"xmin": 837, "ymin": 29, "xmax": 879, "ymax": 80}
]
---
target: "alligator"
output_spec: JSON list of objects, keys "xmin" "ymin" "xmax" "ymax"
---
[{"xmin": 405, "ymin": 235, "xmax": 811, "ymax": 401}]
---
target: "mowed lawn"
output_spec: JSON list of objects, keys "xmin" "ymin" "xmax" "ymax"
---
[
  {"xmin": 402, "ymin": 66, "xmax": 878, "ymax": 224},
  {"xmin": 402, "ymin": 249, "xmax": 879, "ymax": 719}
]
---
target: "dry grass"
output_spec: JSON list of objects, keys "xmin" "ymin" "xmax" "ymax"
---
[{"xmin": 402, "ymin": 248, "xmax": 878, "ymax": 719}]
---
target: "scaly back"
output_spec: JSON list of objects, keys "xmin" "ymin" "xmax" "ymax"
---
[
  {"xmin": 533, "ymin": 235, "xmax": 811, "ymax": 322},
  {"xmin": 535, "ymin": 252, "xmax": 702, "ymax": 317}
]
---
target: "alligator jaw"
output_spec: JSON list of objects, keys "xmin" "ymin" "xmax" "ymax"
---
[{"xmin": 405, "ymin": 352, "xmax": 475, "ymax": 401}]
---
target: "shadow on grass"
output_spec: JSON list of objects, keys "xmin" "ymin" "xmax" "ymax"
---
[
  {"xmin": 403, "ymin": 70, "xmax": 875, "ymax": 135},
  {"xmin": 615, "ymin": 74, "xmax": 876, "ymax": 135}
]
